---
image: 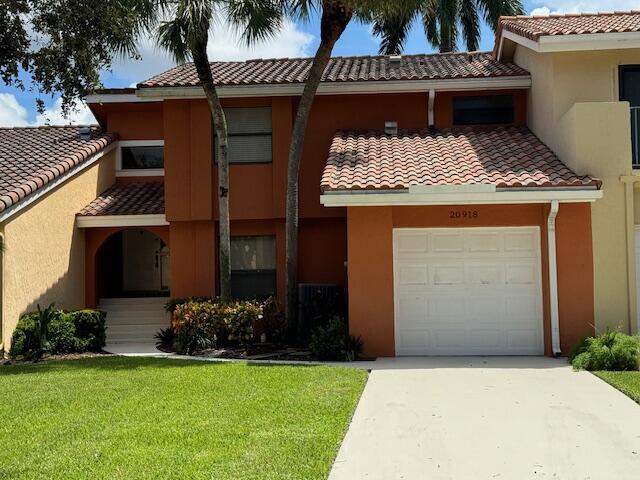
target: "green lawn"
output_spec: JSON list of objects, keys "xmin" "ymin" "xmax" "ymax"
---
[
  {"xmin": 0, "ymin": 357, "xmax": 367, "ymax": 480},
  {"xmin": 594, "ymin": 371, "xmax": 640, "ymax": 403}
]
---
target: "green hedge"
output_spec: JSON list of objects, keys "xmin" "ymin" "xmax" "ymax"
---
[
  {"xmin": 570, "ymin": 330, "xmax": 640, "ymax": 371},
  {"xmin": 9, "ymin": 308, "xmax": 106, "ymax": 359}
]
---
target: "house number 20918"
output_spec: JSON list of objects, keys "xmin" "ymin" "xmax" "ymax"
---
[{"xmin": 449, "ymin": 210, "xmax": 479, "ymax": 219}]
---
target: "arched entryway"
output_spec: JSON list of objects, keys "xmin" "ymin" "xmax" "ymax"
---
[
  {"xmin": 96, "ymin": 228, "xmax": 170, "ymax": 299},
  {"xmin": 86, "ymin": 226, "xmax": 171, "ymax": 346}
]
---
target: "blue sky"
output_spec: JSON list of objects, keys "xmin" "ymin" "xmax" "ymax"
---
[{"xmin": 1, "ymin": 0, "xmax": 639, "ymax": 126}]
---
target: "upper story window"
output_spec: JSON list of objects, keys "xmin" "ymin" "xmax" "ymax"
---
[
  {"xmin": 117, "ymin": 140, "xmax": 164, "ymax": 177},
  {"xmin": 453, "ymin": 95, "xmax": 514, "ymax": 126},
  {"xmin": 215, "ymin": 107, "xmax": 272, "ymax": 164},
  {"xmin": 619, "ymin": 65, "xmax": 640, "ymax": 167}
]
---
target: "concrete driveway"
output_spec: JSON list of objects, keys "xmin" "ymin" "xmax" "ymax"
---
[{"xmin": 329, "ymin": 357, "xmax": 640, "ymax": 480}]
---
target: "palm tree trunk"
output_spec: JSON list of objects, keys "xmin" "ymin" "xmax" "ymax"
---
[
  {"xmin": 285, "ymin": 0, "xmax": 352, "ymax": 341},
  {"xmin": 192, "ymin": 40, "xmax": 231, "ymax": 300}
]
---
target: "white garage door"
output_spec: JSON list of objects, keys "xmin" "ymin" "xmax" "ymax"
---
[{"xmin": 393, "ymin": 227, "xmax": 544, "ymax": 356}]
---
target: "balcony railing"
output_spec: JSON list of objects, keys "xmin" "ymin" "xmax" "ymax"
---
[{"xmin": 633, "ymin": 106, "xmax": 640, "ymax": 168}]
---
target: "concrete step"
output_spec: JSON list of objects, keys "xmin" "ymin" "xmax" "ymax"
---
[
  {"xmin": 99, "ymin": 297, "xmax": 169, "ymax": 307},
  {"xmin": 100, "ymin": 297, "xmax": 171, "ymax": 344},
  {"xmin": 104, "ymin": 315, "xmax": 170, "ymax": 326},
  {"xmin": 106, "ymin": 325, "xmax": 167, "ymax": 344}
]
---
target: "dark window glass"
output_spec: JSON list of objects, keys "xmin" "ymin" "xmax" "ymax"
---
[
  {"xmin": 620, "ymin": 66, "xmax": 640, "ymax": 167},
  {"xmin": 121, "ymin": 146, "xmax": 164, "ymax": 169},
  {"xmin": 214, "ymin": 107, "xmax": 272, "ymax": 164},
  {"xmin": 453, "ymin": 95, "xmax": 514, "ymax": 125},
  {"xmin": 620, "ymin": 65, "xmax": 640, "ymax": 107},
  {"xmin": 229, "ymin": 236, "xmax": 276, "ymax": 300}
]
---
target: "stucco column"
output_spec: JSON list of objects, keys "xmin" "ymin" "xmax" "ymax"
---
[{"xmin": 347, "ymin": 206, "xmax": 394, "ymax": 357}]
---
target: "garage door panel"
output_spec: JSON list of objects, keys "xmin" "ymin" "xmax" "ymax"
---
[
  {"xmin": 505, "ymin": 231, "xmax": 537, "ymax": 253},
  {"xmin": 506, "ymin": 296, "xmax": 539, "ymax": 317},
  {"xmin": 397, "ymin": 264, "xmax": 429, "ymax": 285},
  {"xmin": 466, "ymin": 232, "xmax": 502, "ymax": 253},
  {"xmin": 429, "ymin": 295, "xmax": 467, "ymax": 317},
  {"xmin": 433, "ymin": 329, "xmax": 467, "ymax": 348},
  {"xmin": 467, "ymin": 264, "xmax": 504, "ymax": 286},
  {"xmin": 397, "ymin": 234, "xmax": 429, "ymax": 253},
  {"xmin": 397, "ymin": 295, "xmax": 428, "ymax": 327},
  {"xmin": 469, "ymin": 329, "xmax": 505, "ymax": 349},
  {"xmin": 394, "ymin": 227, "xmax": 543, "ymax": 356},
  {"xmin": 505, "ymin": 263, "xmax": 537, "ymax": 285},
  {"xmin": 430, "ymin": 232, "xmax": 464, "ymax": 253},
  {"xmin": 432, "ymin": 265, "xmax": 465, "ymax": 285},
  {"xmin": 469, "ymin": 296, "xmax": 503, "ymax": 320},
  {"xmin": 507, "ymin": 329, "xmax": 542, "ymax": 350}
]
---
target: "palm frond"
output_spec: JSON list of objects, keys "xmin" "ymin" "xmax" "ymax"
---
[
  {"xmin": 422, "ymin": 0, "xmax": 440, "ymax": 50},
  {"xmin": 437, "ymin": 0, "xmax": 458, "ymax": 52},
  {"xmin": 459, "ymin": 0, "xmax": 480, "ymax": 51},
  {"xmin": 157, "ymin": 17, "xmax": 190, "ymax": 63},
  {"xmin": 372, "ymin": 11, "xmax": 415, "ymax": 55},
  {"xmin": 477, "ymin": 0, "xmax": 524, "ymax": 30},
  {"xmin": 227, "ymin": 0, "xmax": 286, "ymax": 45}
]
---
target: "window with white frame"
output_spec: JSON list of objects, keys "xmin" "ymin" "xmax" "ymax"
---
[
  {"xmin": 117, "ymin": 140, "xmax": 165, "ymax": 176},
  {"xmin": 214, "ymin": 107, "xmax": 272, "ymax": 164}
]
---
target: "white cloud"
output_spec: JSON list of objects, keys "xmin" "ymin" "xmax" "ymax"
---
[
  {"xmin": 529, "ymin": 0, "xmax": 640, "ymax": 15},
  {"xmin": 207, "ymin": 19, "xmax": 314, "ymax": 61},
  {"xmin": 0, "ymin": 94, "xmax": 96, "ymax": 128},
  {"xmin": 34, "ymin": 98, "xmax": 96, "ymax": 126},
  {"xmin": 109, "ymin": 19, "xmax": 314, "ymax": 84},
  {"xmin": 0, "ymin": 93, "xmax": 30, "ymax": 127}
]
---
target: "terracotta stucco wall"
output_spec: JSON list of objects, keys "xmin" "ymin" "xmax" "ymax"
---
[
  {"xmin": 514, "ymin": 46, "xmax": 639, "ymax": 333},
  {"xmin": 347, "ymin": 203, "xmax": 594, "ymax": 358},
  {"xmin": 1, "ymin": 150, "xmax": 116, "ymax": 351},
  {"xmin": 160, "ymin": 93, "xmax": 435, "ymax": 296}
]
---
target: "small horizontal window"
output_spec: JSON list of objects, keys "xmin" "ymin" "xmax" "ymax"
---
[
  {"xmin": 121, "ymin": 146, "xmax": 164, "ymax": 170},
  {"xmin": 453, "ymin": 95, "xmax": 514, "ymax": 125},
  {"xmin": 229, "ymin": 236, "xmax": 276, "ymax": 300}
]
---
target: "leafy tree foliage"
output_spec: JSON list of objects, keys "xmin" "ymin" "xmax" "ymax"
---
[{"xmin": 0, "ymin": 0, "xmax": 160, "ymax": 114}]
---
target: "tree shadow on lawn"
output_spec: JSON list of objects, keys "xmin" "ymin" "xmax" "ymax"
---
[{"xmin": 0, "ymin": 354, "xmax": 328, "ymax": 376}]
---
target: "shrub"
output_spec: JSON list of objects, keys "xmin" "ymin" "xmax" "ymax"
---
[
  {"xmin": 154, "ymin": 327, "xmax": 176, "ymax": 352},
  {"xmin": 166, "ymin": 298, "xmax": 265, "ymax": 354},
  {"xmin": 171, "ymin": 301, "xmax": 218, "ymax": 354},
  {"xmin": 9, "ymin": 306, "xmax": 106, "ymax": 359},
  {"xmin": 9, "ymin": 313, "xmax": 39, "ymax": 358},
  {"xmin": 48, "ymin": 315, "xmax": 88, "ymax": 354},
  {"xmin": 67, "ymin": 310, "xmax": 106, "ymax": 351},
  {"xmin": 571, "ymin": 330, "xmax": 640, "ymax": 371},
  {"xmin": 219, "ymin": 300, "xmax": 262, "ymax": 345},
  {"xmin": 310, "ymin": 316, "xmax": 363, "ymax": 361},
  {"xmin": 165, "ymin": 297, "xmax": 212, "ymax": 314},
  {"xmin": 262, "ymin": 297, "xmax": 286, "ymax": 344}
]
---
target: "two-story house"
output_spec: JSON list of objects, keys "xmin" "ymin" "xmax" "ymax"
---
[{"xmin": 2, "ymin": 11, "xmax": 639, "ymax": 358}]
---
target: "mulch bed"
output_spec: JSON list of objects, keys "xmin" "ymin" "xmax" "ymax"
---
[
  {"xmin": 194, "ymin": 343, "xmax": 315, "ymax": 361},
  {"xmin": 1, "ymin": 351, "xmax": 112, "ymax": 366}
]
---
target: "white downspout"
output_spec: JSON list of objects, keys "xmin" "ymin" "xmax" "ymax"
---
[
  {"xmin": 428, "ymin": 89, "xmax": 435, "ymax": 129},
  {"xmin": 547, "ymin": 200, "xmax": 561, "ymax": 355}
]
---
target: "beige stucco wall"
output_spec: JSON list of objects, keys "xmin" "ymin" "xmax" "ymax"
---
[
  {"xmin": 514, "ymin": 46, "xmax": 640, "ymax": 333},
  {"xmin": 0, "ymin": 150, "xmax": 115, "ymax": 353}
]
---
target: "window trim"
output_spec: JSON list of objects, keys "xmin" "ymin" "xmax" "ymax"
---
[{"xmin": 116, "ymin": 140, "xmax": 165, "ymax": 177}]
